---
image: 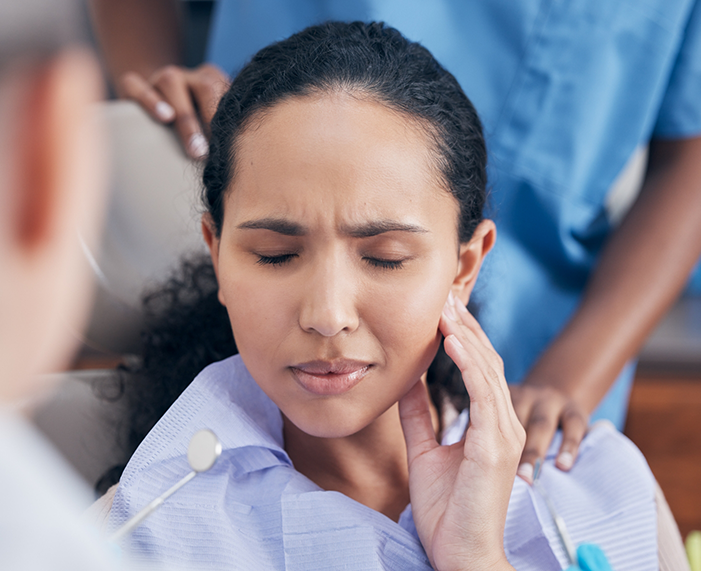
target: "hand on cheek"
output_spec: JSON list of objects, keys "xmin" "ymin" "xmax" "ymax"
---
[{"xmin": 398, "ymin": 292, "xmax": 522, "ymax": 571}]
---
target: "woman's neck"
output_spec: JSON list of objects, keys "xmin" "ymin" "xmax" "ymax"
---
[{"xmin": 282, "ymin": 382, "xmax": 440, "ymax": 523}]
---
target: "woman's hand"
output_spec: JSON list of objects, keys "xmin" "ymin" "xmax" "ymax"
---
[
  {"xmin": 118, "ymin": 63, "xmax": 230, "ymax": 159},
  {"xmin": 398, "ymin": 293, "xmax": 524, "ymax": 571},
  {"xmin": 509, "ymin": 384, "xmax": 589, "ymax": 483}
]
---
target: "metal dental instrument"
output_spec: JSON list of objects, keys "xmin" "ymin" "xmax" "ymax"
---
[{"xmin": 109, "ymin": 429, "xmax": 222, "ymax": 542}]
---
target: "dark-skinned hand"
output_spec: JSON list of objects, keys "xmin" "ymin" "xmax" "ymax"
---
[
  {"xmin": 119, "ymin": 63, "xmax": 230, "ymax": 159},
  {"xmin": 509, "ymin": 383, "xmax": 589, "ymax": 483}
]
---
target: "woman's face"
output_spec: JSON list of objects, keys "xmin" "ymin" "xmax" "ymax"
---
[{"xmin": 207, "ymin": 92, "xmax": 473, "ymax": 438}]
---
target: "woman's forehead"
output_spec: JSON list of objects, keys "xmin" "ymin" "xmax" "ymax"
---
[{"xmin": 225, "ymin": 93, "xmax": 458, "ymax": 229}]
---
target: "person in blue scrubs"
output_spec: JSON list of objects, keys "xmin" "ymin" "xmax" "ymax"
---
[{"xmin": 91, "ymin": 0, "xmax": 701, "ymax": 480}]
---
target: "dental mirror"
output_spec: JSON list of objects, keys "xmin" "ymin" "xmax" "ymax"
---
[
  {"xmin": 109, "ymin": 429, "xmax": 222, "ymax": 542},
  {"xmin": 187, "ymin": 428, "xmax": 222, "ymax": 472}
]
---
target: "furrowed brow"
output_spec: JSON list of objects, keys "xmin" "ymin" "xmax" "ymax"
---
[
  {"xmin": 342, "ymin": 220, "xmax": 429, "ymax": 238},
  {"xmin": 237, "ymin": 218, "xmax": 306, "ymax": 236}
]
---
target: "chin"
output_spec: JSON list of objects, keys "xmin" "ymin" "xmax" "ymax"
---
[{"xmin": 285, "ymin": 404, "xmax": 381, "ymax": 440}]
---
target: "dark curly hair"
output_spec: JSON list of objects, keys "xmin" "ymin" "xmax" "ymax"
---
[{"xmin": 96, "ymin": 21, "xmax": 487, "ymax": 494}]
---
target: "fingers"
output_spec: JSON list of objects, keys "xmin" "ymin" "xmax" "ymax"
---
[
  {"xmin": 120, "ymin": 71, "xmax": 176, "ymax": 123},
  {"xmin": 119, "ymin": 64, "xmax": 230, "ymax": 159},
  {"xmin": 555, "ymin": 404, "xmax": 587, "ymax": 471},
  {"xmin": 441, "ymin": 296, "xmax": 525, "ymax": 447},
  {"xmin": 150, "ymin": 65, "xmax": 208, "ymax": 159},
  {"xmin": 121, "ymin": 64, "xmax": 227, "ymax": 160},
  {"xmin": 512, "ymin": 386, "xmax": 589, "ymax": 482},
  {"xmin": 451, "ymin": 295, "xmax": 496, "ymax": 352},
  {"xmin": 443, "ymin": 333, "xmax": 504, "ymax": 430},
  {"xmin": 518, "ymin": 399, "xmax": 559, "ymax": 482},
  {"xmin": 441, "ymin": 296, "xmax": 519, "ymax": 430},
  {"xmin": 399, "ymin": 380, "xmax": 440, "ymax": 464}
]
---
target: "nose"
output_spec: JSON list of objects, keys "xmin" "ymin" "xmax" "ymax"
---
[{"xmin": 298, "ymin": 253, "xmax": 360, "ymax": 337}]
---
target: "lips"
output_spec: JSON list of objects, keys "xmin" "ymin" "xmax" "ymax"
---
[{"xmin": 290, "ymin": 360, "xmax": 371, "ymax": 395}]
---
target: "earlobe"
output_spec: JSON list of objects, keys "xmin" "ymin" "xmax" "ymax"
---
[{"xmin": 452, "ymin": 219, "xmax": 496, "ymax": 305}]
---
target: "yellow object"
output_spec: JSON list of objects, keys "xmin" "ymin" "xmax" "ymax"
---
[{"xmin": 687, "ymin": 531, "xmax": 701, "ymax": 571}]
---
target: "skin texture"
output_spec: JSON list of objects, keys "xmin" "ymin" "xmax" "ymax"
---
[
  {"xmin": 90, "ymin": 0, "xmax": 701, "ymax": 483},
  {"xmin": 0, "ymin": 49, "xmax": 106, "ymax": 403},
  {"xmin": 203, "ymin": 91, "xmax": 521, "ymax": 570}
]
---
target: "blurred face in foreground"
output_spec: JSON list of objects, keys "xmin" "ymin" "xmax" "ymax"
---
[
  {"xmin": 204, "ymin": 91, "xmax": 492, "ymax": 438},
  {"xmin": 0, "ymin": 48, "xmax": 105, "ymax": 402}
]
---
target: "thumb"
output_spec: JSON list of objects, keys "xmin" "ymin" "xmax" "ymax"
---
[{"xmin": 399, "ymin": 380, "xmax": 439, "ymax": 464}]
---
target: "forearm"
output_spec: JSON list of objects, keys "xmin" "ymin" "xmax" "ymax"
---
[
  {"xmin": 88, "ymin": 0, "xmax": 182, "ymax": 95},
  {"xmin": 526, "ymin": 136, "xmax": 701, "ymax": 413}
]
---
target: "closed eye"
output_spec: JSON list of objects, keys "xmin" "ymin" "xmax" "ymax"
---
[
  {"xmin": 364, "ymin": 257, "xmax": 405, "ymax": 270},
  {"xmin": 256, "ymin": 253, "xmax": 297, "ymax": 266}
]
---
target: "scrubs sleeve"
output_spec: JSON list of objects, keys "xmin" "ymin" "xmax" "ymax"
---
[{"xmin": 653, "ymin": 1, "xmax": 701, "ymax": 139}]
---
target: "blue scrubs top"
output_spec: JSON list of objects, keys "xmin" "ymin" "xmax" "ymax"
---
[{"xmin": 206, "ymin": 0, "xmax": 701, "ymax": 428}]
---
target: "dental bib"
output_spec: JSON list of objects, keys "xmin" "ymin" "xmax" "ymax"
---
[{"xmin": 109, "ymin": 355, "xmax": 658, "ymax": 570}]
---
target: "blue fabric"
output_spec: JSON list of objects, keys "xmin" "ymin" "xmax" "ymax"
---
[
  {"xmin": 687, "ymin": 259, "xmax": 701, "ymax": 294},
  {"xmin": 109, "ymin": 356, "xmax": 658, "ymax": 570},
  {"xmin": 206, "ymin": 1, "xmax": 701, "ymax": 427}
]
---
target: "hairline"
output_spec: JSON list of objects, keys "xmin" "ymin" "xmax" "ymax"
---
[{"xmin": 217, "ymin": 84, "xmax": 458, "ymax": 237}]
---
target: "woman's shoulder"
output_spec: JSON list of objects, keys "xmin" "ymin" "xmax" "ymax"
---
[{"xmin": 118, "ymin": 355, "xmax": 284, "ymax": 487}]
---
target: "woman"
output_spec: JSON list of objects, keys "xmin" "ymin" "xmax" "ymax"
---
[{"xmin": 101, "ymin": 22, "xmax": 663, "ymax": 570}]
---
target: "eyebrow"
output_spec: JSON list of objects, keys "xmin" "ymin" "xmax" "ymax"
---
[
  {"xmin": 236, "ymin": 217, "xmax": 428, "ymax": 237},
  {"xmin": 237, "ymin": 218, "xmax": 304, "ymax": 236},
  {"xmin": 341, "ymin": 220, "xmax": 429, "ymax": 238}
]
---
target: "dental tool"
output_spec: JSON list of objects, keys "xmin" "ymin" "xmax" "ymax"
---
[
  {"xmin": 532, "ymin": 458, "xmax": 613, "ymax": 571},
  {"xmin": 109, "ymin": 429, "xmax": 222, "ymax": 542}
]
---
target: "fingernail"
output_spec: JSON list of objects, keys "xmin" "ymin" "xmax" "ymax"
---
[
  {"xmin": 557, "ymin": 451, "xmax": 574, "ymax": 470},
  {"xmin": 155, "ymin": 101, "xmax": 175, "ymax": 122},
  {"xmin": 517, "ymin": 462, "xmax": 534, "ymax": 484},
  {"xmin": 443, "ymin": 297, "xmax": 458, "ymax": 321},
  {"xmin": 188, "ymin": 133, "xmax": 208, "ymax": 158},
  {"xmin": 590, "ymin": 419, "xmax": 616, "ymax": 433}
]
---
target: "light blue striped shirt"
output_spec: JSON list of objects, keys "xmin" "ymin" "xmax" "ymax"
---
[{"xmin": 109, "ymin": 356, "xmax": 658, "ymax": 570}]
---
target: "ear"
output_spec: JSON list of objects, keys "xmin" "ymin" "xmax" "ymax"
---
[
  {"xmin": 0, "ymin": 49, "xmax": 105, "ymax": 388},
  {"xmin": 4, "ymin": 49, "xmax": 106, "ymax": 256},
  {"xmin": 12, "ymin": 56, "xmax": 86, "ymax": 251},
  {"xmin": 451, "ymin": 219, "xmax": 496, "ymax": 305},
  {"xmin": 201, "ymin": 213, "xmax": 226, "ymax": 306}
]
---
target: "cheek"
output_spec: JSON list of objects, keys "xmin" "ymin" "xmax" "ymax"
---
[
  {"xmin": 218, "ymin": 260, "xmax": 292, "ymax": 363},
  {"xmin": 365, "ymin": 265, "xmax": 451, "ymax": 372}
]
